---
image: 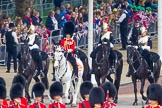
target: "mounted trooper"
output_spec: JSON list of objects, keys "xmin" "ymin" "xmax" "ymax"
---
[
  {"xmin": 91, "ymin": 22, "xmax": 122, "ymax": 74},
  {"xmin": 27, "ymin": 25, "xmax": 45, "ymax": 78},
  {"xmin": 126, "ymin": 26, "xmax": 154, "ymax": 78}
]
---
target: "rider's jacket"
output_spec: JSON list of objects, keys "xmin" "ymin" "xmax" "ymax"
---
[
  {"xmin": 60, "ymin": 38, "xmax": 75, "ymax": 53},
  {"xmin": 138, "ymin": 35, "xmax": 150, "ymax": 51},
  {"xmin": 28, "ymin": 33, "xmax": 40, "ymax": 50}
]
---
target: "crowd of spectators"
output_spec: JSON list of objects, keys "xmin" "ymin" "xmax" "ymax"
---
[{"xmin": 0, "ymin": 0, "xmax": 159, "ymax": 51}]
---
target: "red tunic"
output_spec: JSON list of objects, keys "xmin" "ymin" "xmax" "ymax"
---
[
  {"xmin": 78, "ymin": 100, "xmax": 91, "ymax": 108},
  {"xmin": 102, "ymin": 101, "xmax": 117, "ymax": 108},
  {"xmin": 60, "ymin": 38, "xmax": 75, "ymax": 53},
  {"xmin": 8, "ymin": 104, "xmax": 27, "ymax": 108},
  {"xmin": 29, "ymin": 102, "xmax": 46, "ymax": 108},
  {"xmin": 48, "ymin": 102, "xmax": 66, "ymax": 108},
  {"xmin": 145, "ymin": 105, "xmax": 161, "ymax": 108},
  {"xmin": 3, "ymin": 99, "xmax": 8, "ymax": 107},
  {"xmin": 9, "ymin": 97, "xmax": 28, "ymax": 108}
]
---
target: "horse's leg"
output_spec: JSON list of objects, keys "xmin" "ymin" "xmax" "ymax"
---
[
  {"xmin": 114, "ymin": 60, "xmax": 123, "ymax": 103},
  {"xmin": 72, "ymin": 71, "xmax": 83, "ymax": 106},
  {"xmin": 41, "ymin": 59, "xmax": 49, "ymax": 89},
  {"xmin": 107, "ymin": 75, "xmax": 113, "ymax": 83},
  {"xmin": 132, "ymin": 76, "xmax": 138, "ymax": 105},
  {"xmin": 95, "ymin": 74, "xmax": 100, "ymax": 86},
  {"xmin": 25, "ymin": 75, "xmax": 32, "ymax": 103},
  {"xmin": 64, "ymin": 80, "xmax": 71, "ymax": 104},
  {"xmin": 140, "ymin": 79, "xmax": 147, "ymax": 101}
]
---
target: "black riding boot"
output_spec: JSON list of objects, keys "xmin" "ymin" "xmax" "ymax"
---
[
  {"xmin": 126, "ymin": 65, "xmax": 131, "ymax": 77},
  {"xmin": 33, "ymin": 51, "xmax": 45, "ymax": 78},
  {"xmin": 110, "ymin": 49, "xmax": 116, "ymax": 74}
]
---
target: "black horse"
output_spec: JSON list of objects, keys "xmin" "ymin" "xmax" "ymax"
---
[
  {"xmin": 92, "ymin": 40, "xmax": 123, "ymax": 103},
  {"xmin": 74, "ymin": 48, "xmax": 91, "ymax": 81},
  {"xmin": 127, "ymin": 46, "xmax": 161, "ymax": 105},
  {"xmin": 18, "ymin": 43, "xmax": 50, "ymax": 102}
]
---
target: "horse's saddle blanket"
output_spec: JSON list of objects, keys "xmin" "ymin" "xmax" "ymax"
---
[
  {"xmin": 113, "ymin": 50, "xmax": 122, "ymax": 60},
  {"xmin": 150, "ymin": 52, "xmax": 160, "ymax": 62},
  {"xmin": 67, "ymin": 59, "xmax": 84, "ymax": 72},
  {"xmin": 41, "ymin": 51, "xmax": 48, "ymax": 60}
]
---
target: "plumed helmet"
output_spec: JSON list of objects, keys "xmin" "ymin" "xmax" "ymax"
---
[
  {"xmin": 32, "ymin": 82, "xmax": 45, "ymax": 97},
  {"xmin": 29, "ymin": 25, "xmax": 35, "ymax": 31},
  {"xmin": 12, "ymin": 75, "xmax": 26, "ymax": 89},
  {"xmin": 89, "ymin": 87, "xmax": 105, "ymax": 108},
  {"xmin": 0, "ymin": 85, "xmax": 6, "ymax": 99},
  {"xmin": 10, "ymin": 83, "xmax": 23, "ymax": 100},
  {"xmin": 140, "ymin": 26, "xmax": 147, "ymax": 34},
  {"xmin": 0, "ymin": 77, "xmax": 6, "ymax": 86},
  {"xmin": 102, "ymin": 22, "xmax": 108, "ymax": 30},
  {"xmin": 63, "ymin": 22, "xmax": 75, "ymax": 37},
  {"xmin": 80, "ymin": 81, "xmax": 93, "ymax": 99},
  {"xmin": 100, "ymin": 82, "xmax": 117, "ymax": 99},
  {"xmin": 49, "ymin": 81, "xmax": 63, "ymax": 98},
  {"xmin": 147, "ymin": 83, "xmax": 162, "ymax": 104}
]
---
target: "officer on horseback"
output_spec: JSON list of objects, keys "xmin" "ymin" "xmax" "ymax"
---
[
  {"xmin": 28, "ymin": 25, "xmax": 45, "ymax": 78},
  {"xmin": 60, "ymin": 22, "xmax": 78, "ymax": 81},
  {"xmin": 126, "ymin": 26, "xmax": 154, "ymax": 78},
  {"xmin": 90, "ymin": 22, "xmax": 117, "ymax": 73}
]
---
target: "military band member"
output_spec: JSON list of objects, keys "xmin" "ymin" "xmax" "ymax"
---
[
  {"xmin": 12, "ymin": 75, "xmax": 28, "ymax": 106},
  {"xmin": 29, "ymin": 82, "xmax": 46, "ymax": 108},
  {"xmin": 48, "ymin": 81, "xmax": 66, "ymax": 108},
  {"xmin": 0, "ymin": 85, "xmax": 7, "ymax": 108},
  {"xmin": 100, "ymin": 82, "xmax": 117, "ymax": 108},
  {"xmin": 89, "ymin": 87, "xmax": 105, "ymax": 108},
  {"xmin": 9, "ymin": 83, "xmax": 27, "ymax": 108},
  {"xmin": 60, "ymin": 22, "xmax": 78, "ymax": 81},
  {"xmin": 78, "ymin": 81, "xmax": 93, "ymax": 108},
  {"xmin": 146, "ymin": 83, "xmax": 162, "ymax": 108}
]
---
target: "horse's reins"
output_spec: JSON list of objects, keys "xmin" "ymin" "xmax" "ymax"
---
[{"xmin": 128, "ymin": 48, "xmax": 143, "ymax": 73}]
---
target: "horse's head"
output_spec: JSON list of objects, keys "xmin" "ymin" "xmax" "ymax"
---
[
  {"xmin": 53, "ymin": 46, "xmax": 64, "ymax": 68},
  {"xmin": 21, "ymin": 43, "xmax": 30, "ymax": 61},
  {"xmin": 127, "ymin": 46, "xmax": 138, "ymax": 63}
]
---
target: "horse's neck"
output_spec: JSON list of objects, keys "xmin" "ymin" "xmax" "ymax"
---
[{"xmin": 59, "ymin": 56, "xmax": 67, "ymax": 72}]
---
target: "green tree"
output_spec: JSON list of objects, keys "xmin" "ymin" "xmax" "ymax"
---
[{"xmin": 15, "ymin": 0, "xmax": 34, "ymax": 17}]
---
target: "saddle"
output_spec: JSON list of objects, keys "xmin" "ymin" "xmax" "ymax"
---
[{"xmin": 67, "ymin": 58, "xmax": 84, "ymax": 72}]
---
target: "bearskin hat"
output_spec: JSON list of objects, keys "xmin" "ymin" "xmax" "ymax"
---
[
  {"xmin": 89, "ymin": 87, "xmax": 105, "ymax": 108},
  {"xmin": 10, "ymin": 83, "xmax": 23, "ymax": 100},
  {"xmin": 12, "ymin": 75, "xmax": 26, "ymax": 89},
  {"xmin": 32, "ymin": 82, "xmax": 45, "ymax": 97},
  {"xmin": 0, "ymin": 77, "xmax": 6, "ymax": 86},
  {"xmin": 147, "ymin": 83, "xmax": 162, "ymax": 104},
  {"xmin": 63, "ymin": 22, "xmax": 75, "ymax": 37},
  {"xmin": 49, "ymin": 81, "xmax": 63, "ymax": 98},
  {"xmin": 0, "ymin": 85, "xmax": 6, "ymax": 99},
  {"xmin": 80, "ymin": 81, "xmax": 93, "ymax": 99},
  {"xmin": 100, "ymin": 82, "xmax": 117, "ymax": 99}
]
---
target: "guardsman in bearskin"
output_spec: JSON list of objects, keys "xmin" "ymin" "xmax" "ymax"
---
[
  {"xmin": 60, "ymin": 22, "xmax": 78, "ymax": 81},
  {"xmin": 11, "ymin": 75, "xmax": 28, "ymax": 106},
  {"xmin": 78, "ymin": 81, "xmax": 93, "ymax": 108},
  {"xmin": 48, "ymin": 81, "xmax": 66, "ymax": 108},
  {"xmin": 89, "ymin": 87, "xmax": 105, "ymax": 108},
  {"xmin": 9, "ymin": 83, "xmax": 27, "ymax": 108},
  {"xmin": 29, "ymin": 82, "xmax": 46, "ymax": 108},
  {"xmin": 0, "ymin": 77, "xmax": 8, "ymax": 107},
  {"xmin": 28, "ymin": 25, "xmax": 45, "ymax": 78},
  {"xmin": 100, "ymin": 82, "xmax": 117, "ymax": 108},
  {"xmin": 146, "ymin": 83, "xmax": 162, "ymax": 108}
]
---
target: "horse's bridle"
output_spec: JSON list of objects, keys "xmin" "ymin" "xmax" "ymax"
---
[{"xmin": 128, "ymin": 47, "xmax": 143, "ymax": 73}]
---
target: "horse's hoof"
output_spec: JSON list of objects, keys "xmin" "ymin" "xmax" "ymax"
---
[
  {"xmin": 132, "ymin": 102, "xmax": 138, "ymax": 106},
  {"xmin": 145, "ymin": 100, "xmax": 149, "ymax": 104},
  {"xmin": 114, "ymin": 100, "xmax": 118, "ymax": 104},
  {"xmin": 142, "ymin": 96, "xmax": 147, "ymax": 101},
  {"xmin": 65, "ymin": 103, "xmax": 70, "ymax": 105},
  {"xmin": 71, "ymin": 104, "xmax": 77, "ymax": 107}
]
